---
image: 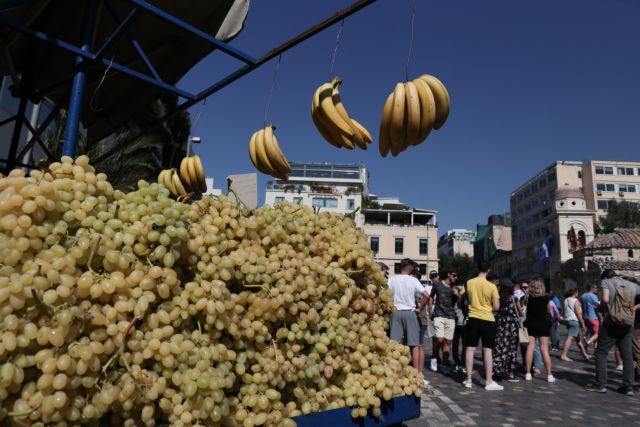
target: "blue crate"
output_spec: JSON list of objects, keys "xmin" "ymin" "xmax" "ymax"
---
[{"xmin": 292, "ymin": 395, "xmax": 421, "ymax": 427}]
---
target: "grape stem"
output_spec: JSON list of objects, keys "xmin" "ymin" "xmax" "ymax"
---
[
  {"xmin": 8, "ymin": 405, "xmax": 39, "ymax": 418},
  {"xmin": 30, "ymin": 288, "xmax": 55, "ymax": 316},
  {"xmin": 87, "ymin": 234, "xmax": 102, "ymax": 273},
  {"xmin": 226, "ymin": 186, "xmax": 251, "ymax": 211}
]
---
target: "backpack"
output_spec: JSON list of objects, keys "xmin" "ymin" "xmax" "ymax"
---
[{"xmin": 606, "ymin": 277, "xmax": 636, "ymax": 327}]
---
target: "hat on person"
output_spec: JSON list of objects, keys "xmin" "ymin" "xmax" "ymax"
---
[
  {"xmin": 429, "ymin": 270, "xmax": 439, "ymax": 278},
  {"xmin": 500, "ymin": 279, "xmax": 514, "ymax": 289}
]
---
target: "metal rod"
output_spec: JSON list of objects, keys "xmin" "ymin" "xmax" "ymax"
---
[
  {"xmin": 6, "ymin": 94, "xmax": 28, "ymax": 173},
  {"xmin": 16, "ymin": 102, "xmax": 63, "ymax": 162},
  {"xmin": 22, "ymin": 114, "xmax": 57, "ymax": 162},
  {"xmin": 0, "ymin": 0, "xmax": 39, "ymax": 13},
  {"xmin": 0, "ymin": 158, "xmax": 39, "ymax": 170},
  {"xmin": 128, "ymin": 0, "xmax": 257, "ymax": 65},
  {"xmin": 90, "ymin": 0, "xmax": 379, "ymax": 164},
  {"xmin": 62, "ymin": 0, "xmax": 99, "ymax": 158},
  {"xmin": 0, "ymin": 14, "xmax": 196, "ymax": 100},
  {"xmin": 95, "ymin": 7, "xmax": 139, "ymax": 59},
  {"xmin": 0, "ymin": 114, "xmax": 17, "ymax": 127}
]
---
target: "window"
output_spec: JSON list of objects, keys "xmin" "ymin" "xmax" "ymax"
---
[
  {"xmin": 597, "ymin": 183, "xmax": 615, "ymax": 192},
  {"xmin": 595, "ymin": 166, "xmax": 604, "ymax": 175},
  {"xmin": 419, "ymin": 264, "xmax": 427, "ymax": 275},
  {"xmin": 275, "ymin": 196, "xmax": 285, "ymax": 203},
  {"xmin": 578, "ymin": 230, "xmax": 586, "ymax": 248},
  {"xmin": 419, "ymin": 238, "xmax": 428, "ymax": 255},
  {"xmin": 394, "ymin": 263, "xmax": 402, "ymax": 274},
  {"xmin": 619, "ymin": 184, "xmax": 636, "ymax": 193},
  {"xmin": 346, "ymin": 199, "xmax": 355, "ymax": 210},
  {"xmin": 394, "ymin": 237, "xmax": 404, "ymax": 254},
  {"xmin": 604, "ymin": 166, "xmax": 614, "ymax": 175},
  {"xmin": 578, "ymin": 171, "xmax": 582, "ymax": 179},
  {"xmin": 311, "ymin": 197, "xmax": 338, "ymax": 208},
  {"xmin": 597, "ymin": 200, "xmax": 609, "ymax": 210},
  {"xmin": 370, "ymin": 236, "xmax": 379, "ymax": 253},
  {"xmin": 618, "ymin": 167, "xmax": 635, "ymax": 176},
  {"xmin": 293, "ymin": 197, "xmax": 302, "ymax": 205},
  {"xmin": 629, "ymin": 249, "xmax": 634, "ymax": 258}
]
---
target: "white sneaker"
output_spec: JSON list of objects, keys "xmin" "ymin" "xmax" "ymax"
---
[
  {"xmin": 525, "ymin": 373, "xmax": 533, "ymax": 381},
  {"xmin": 423, "ymin": 379, "xmax": 430, "ymax": 387},
  {"xmin": 616, "ymin": 364, "xmax": 624, "ymax": 371},
  {"xmin": 430, "ymin": 358, "xmax": 438, "ymax": 372},
  {"xmin": 547, "ymin": 375, "xmax": 556, "ymax": 383},
  {"xmin": 462, "ymin": 379, "xmax": 472, "ymax": 388},
  {"xmin": 485, "ymin": 381, "xmax": 504, "ymax": 391}
]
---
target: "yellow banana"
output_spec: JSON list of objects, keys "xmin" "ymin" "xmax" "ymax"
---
[
  {"xmin": 418, "ymin": 74, "xmax": 450, "ymax": 129},
  {"xmin": 351, "ymin": 118, "xmax": 372, "ymax": 144},
  {"xmin": 413, "ymin": 78, "xmax": 436, "ymax": 142},
  {"xmin": 186, "ymin": 157, "xmax": 199, "ymax": 192},
  {"xmin": 192, "ymin": 155, "xmax": 207, "ymax": 193},
  {"xmin": 157, "ymin": 169, "xmax": 167, "ymax": 186},
  {"xmin": 389, "ymin": 83, "xmax": 407, "ymax": 156},
  {"xmin": 172, "ymin": 169, "xmax": 187, "ymax": 196},
  {"xmin": 263, "ymin": 125, "xmax": 290, "ymax": 179},
  {"xmin": 331, "ymin": 78, "xmax": 366, "ymax": 150},
  {"xmin": 249, "ymin": 130, "xmax": 269, "ymax": 173},
  {"xmin": 312, "ymin": 84, "xmax": 354, "ymax": 149},
  {"xmin": 163, "ymin": 169, "xmax": 177, "ymax": 196},
  {"xmin": 404, "ymin": 81, "xmax": 421, "ymax": 147},
  {"xmin": 254, "ymin": 129, "xmax": 279, "ymax": 177},
  {"xmin": 379, "ymin": 93, "xmax": 394, "ymax": 157},
  {"xmin": 179, "ymin": 157, "xmax": 193, "ymax": 192},
  {"xmin": 317, "ymin": 81, "xmax": 355, "ymax": 138}
]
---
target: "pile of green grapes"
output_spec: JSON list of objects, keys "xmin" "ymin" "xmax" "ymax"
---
[{"xmin": 0, "ymin": 156, "xmax": 423, "ymax": 427}]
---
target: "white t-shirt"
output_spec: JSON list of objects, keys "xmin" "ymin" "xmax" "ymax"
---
[
  {"xmin": 389, "ymin": 274, "xmax": 427, "ymax": 311},
  {"xmin": 564, "ymin": 297, "xmax": 578, "ymax": 322}
]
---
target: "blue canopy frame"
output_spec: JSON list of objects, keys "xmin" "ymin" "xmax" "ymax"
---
[{"xmin": 0, "ymin": 0, "xmax": 377, "ymax": 173}]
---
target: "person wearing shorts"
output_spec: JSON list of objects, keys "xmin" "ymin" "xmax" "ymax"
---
[
  {"xmin": 388, "ymin": 258, "xmax": 430, "ymax": 381},
  {"xmin": 428, "ymin": 269, "xmax": 458, "ymax": 372},
  {"xmin": 459, "ymin": 261, "xmax": 503, "ymax": 391},
  {"xmin": 581, "ymin": 283, "xmax": 601, "ymax": 347}
]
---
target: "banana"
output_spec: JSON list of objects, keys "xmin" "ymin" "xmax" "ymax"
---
[
  {"xmin": 186, "ymin": 157, "xmax": 199, "ymax": 192},
  {"xmin": 179, "ymin": 157, "xmax": 194, "ymax": 192},
  {"xmin": 157, "ymin": 169, "xmax": 168, "ymax": 186},
  {"xmin": 317, "ymin": 80, "xmax": 355, "ymax": 138},
  {"xmin": 351, "ymin": 118, "xmax": 372, "ymax": 144},
  {"xmin": 192, "ymin": 155, "xmax": 207, "ymax": 193},
  {"xmin": 163, "ymin": 169, "xmax": 177, "ymax": 195},
  {"xmin": 379, "ymin": 93, "xmax": 394, "ymax": 157},
  {"xmin": 312, "ymin": 84, "xmax": 354, "ymax": 149},
  {"xmin": 254, "ymin": 129, "xmax": 278, "ymax": 177},
  {"xmin": 389, "ymin": 83, "xmax": 407, "ymax": 156},
  {"xmin": 412, "ymin": 78, "xmax": 436, "ymax": 141},
  {"xmin": 404, "ymin": 81, "xmax": 421, "ymax": 147},
  {"xmin": 418, "ymin": 74, "xmax": 450, "ymax": 129},
  {"xmin": 171, "ymin": 169, "xmax": 187, "ymax": 196},
  {"xmin": 331, "ymin": 78, "xmax": 366, "ymax": 150},
  {"xmin": 249, "ymin": 131, "xmax": 269, "ymax": 173},
  {"xmin": 263, "ymin": 125, "xmax": 290, "ymax": 179}
]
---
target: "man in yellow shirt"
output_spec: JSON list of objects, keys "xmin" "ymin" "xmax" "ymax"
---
[{"xmin": 460, "ymin": 261, "xmax": 502, "ymax": 391}]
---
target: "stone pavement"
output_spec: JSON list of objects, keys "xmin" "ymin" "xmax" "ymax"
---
[{"xmin": 404, "ymin": 332, "xmax": 640, "ymax": 426}]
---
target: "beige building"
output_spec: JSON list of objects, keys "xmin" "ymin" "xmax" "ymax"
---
[
  {"xmin": 438, "ymin": 229, "xmax": 475, "ymax": 257},
  {"xmin": 264, "ymin": 162, "xmax": 368, "ymax": 226},
  {"xmin": 363, "ymin": 197, "xmax": 438, "ymax": 277},
  {"xmin": 582, "ymin": 160, "xmax": 640, "ymax": 220},
  {"xmin": 510, "ymin": 161, "xmax": 587, "ymax": 281}
]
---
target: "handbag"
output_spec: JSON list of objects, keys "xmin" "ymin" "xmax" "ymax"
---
[{"xmin": 517, "ymin": 296, "xmax": 530, "ymax": 344}]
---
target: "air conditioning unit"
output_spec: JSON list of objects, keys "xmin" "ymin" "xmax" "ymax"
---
[
  {"xmin": 597, "ymin": 190, "xmax": 602, "ymax": 196},
  {"xmin": 619, "ymin": 191, "xmax": 624, "ymax": 197}
]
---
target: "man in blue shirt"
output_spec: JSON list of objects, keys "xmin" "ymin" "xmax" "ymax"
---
[{"xmin": 581, "ymin": 283, "xmax": 601, "ymax": 347}]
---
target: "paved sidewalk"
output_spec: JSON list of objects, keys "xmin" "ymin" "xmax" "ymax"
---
[{"xmin": 404, "ymin": 333, "xmax": 640, "ymax": 426}]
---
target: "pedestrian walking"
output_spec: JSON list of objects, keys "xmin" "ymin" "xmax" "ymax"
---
[
  {"xmin": 493, "ymin": 279, "xmax": 520, "ymax": 382},
  {"xmin": 549, "ymin": 290, "xmax": 561, "ymax": 351},
  {"xmin": 581, "ymin": 283, "xmax": 601, "ymax": 348},
  {"xmin": 523, "ymin": 279, "xmax": 555, "ymax": 382},
  {"xmin": 412, "ymin": 267, "xmax": 429, "ymax": 378},
  {"xmin": 388, "ymin": 258, "xmax": 431, "ymax": 387},
  {"xmin": 428, "ymin": 269, "xmax": 458, "ymax": 373},
  {"xmin": 585, "ymin": 270, "xmax": 640, "ymax": 396},
  {"xmin": 560, "ymin": 288, "xmax": 590, "ymax": 362},
  {"xmin": 460, "ymin": 261, "xmax": 503, "ymax": 391},
  {"xmin": 515, "ymin": 283, "xmax": 543, "ymax": 376},
  {"xmin": 452, "ymin": 282, "xmax": 467, "ymax": 374}
]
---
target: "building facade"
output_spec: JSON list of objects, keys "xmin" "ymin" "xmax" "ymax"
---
[
  {"xmin": 264, "ymin": 162, "xmax": 368, "ymax": 226},
  {"xmin": 582, "ymin": 160, "xmax": 640, "ymax": 220},
  {"xmin": 362, "ymin": 197, "xmax": 438, "ymax": 277},
  {"xmin": 438, "ymin": 229, "xmax": 476, "ymax": 257},
  {"xmin": 474, "ymin": 214, "xmax": 512, "ymax": 278},
  {"xmin": 510, "ymin": 161, "xmax": 584, "ymax": 281}
]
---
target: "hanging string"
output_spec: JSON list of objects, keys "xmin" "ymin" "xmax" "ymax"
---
[
  {"xmin": 329, "ymin": 19, "xmax": 345, "ymax": 76},
  {"xmin": 90, "ymin": 55, "xmax": 114, "ymax": 112},
  {"xmin": 191, "ymin": 97, "xmax": 207, "ymax": 135},
  {"xmin": 405, "ymin": 0, "xmax": 416, "ymax": 82},
  {"xmin": 263, "ymin": 54, "xmax": 283, "ymax": 126}
]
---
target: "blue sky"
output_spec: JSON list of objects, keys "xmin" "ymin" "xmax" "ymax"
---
[{"xmin": 180, "ymin": 0, "xmax": 640, "ymax": 235}]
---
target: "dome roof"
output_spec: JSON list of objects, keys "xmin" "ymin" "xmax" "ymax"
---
[{"xmin": 555, "ymin": 185, "xmax": 585, "ymax": 200}]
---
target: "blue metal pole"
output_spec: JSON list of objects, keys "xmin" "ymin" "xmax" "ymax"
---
[{"xmin": 62, "ymin": 0, "xmax": 98, "ymax": 158}]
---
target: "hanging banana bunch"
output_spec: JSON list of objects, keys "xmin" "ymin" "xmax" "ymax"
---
[
  {"xmin": 249, "ymin": 125, "xmax": 291, "ymax": 180},
  {"xmin": 379, "ymin": 74, "xmax": 450, "ymax": 157},
  {"xmin": 311, "ymin": 77, "xmax": 373, "ymax": 150},
  {"xmin": 157, "ymin": 168, "xmax": 188, "ymax": 198},
  {"xmin": 179, "ymin": 155, "xmax": 207, "ymax": 194}
]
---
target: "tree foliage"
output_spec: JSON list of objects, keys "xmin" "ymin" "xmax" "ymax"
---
[
  {"xmin": 598, "ymin": 201, "xmax": 640, "ymax": 234},
  {"xmin": 438, "ymin": 254, "xmax": 478, "ymax": 284}
]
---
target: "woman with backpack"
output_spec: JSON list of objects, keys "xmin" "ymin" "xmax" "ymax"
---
[{"xmin": 560, "ymin": 288, "xmax": 590, "ymax": 362}]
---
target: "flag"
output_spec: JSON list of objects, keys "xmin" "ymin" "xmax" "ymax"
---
[{"xmin": 539, "ymin": 229, "xmax": 554, "ymax": 260}]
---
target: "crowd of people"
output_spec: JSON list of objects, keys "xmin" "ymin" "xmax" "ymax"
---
[{"xmin": 384, "ymin": 258, "xmax": 640, "ymax": 395}]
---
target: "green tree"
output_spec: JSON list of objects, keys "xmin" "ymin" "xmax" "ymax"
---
[
  {"xmin": 438, "ymin": 254, "xmax": 477, "ymax": 284},
  {"xmin": 598, "ymin": 201, "xmax": 640, "ymax": 234}
]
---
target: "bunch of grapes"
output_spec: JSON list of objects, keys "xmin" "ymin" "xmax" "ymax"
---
[{"xmin": 0, "ymin": 157, "xmax": 423, "ymax": 427}]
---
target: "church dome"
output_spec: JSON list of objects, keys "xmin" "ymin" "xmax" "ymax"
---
[{"xmin": 555, "ymin": 184, "xmax": 585, "ymax": 200}]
